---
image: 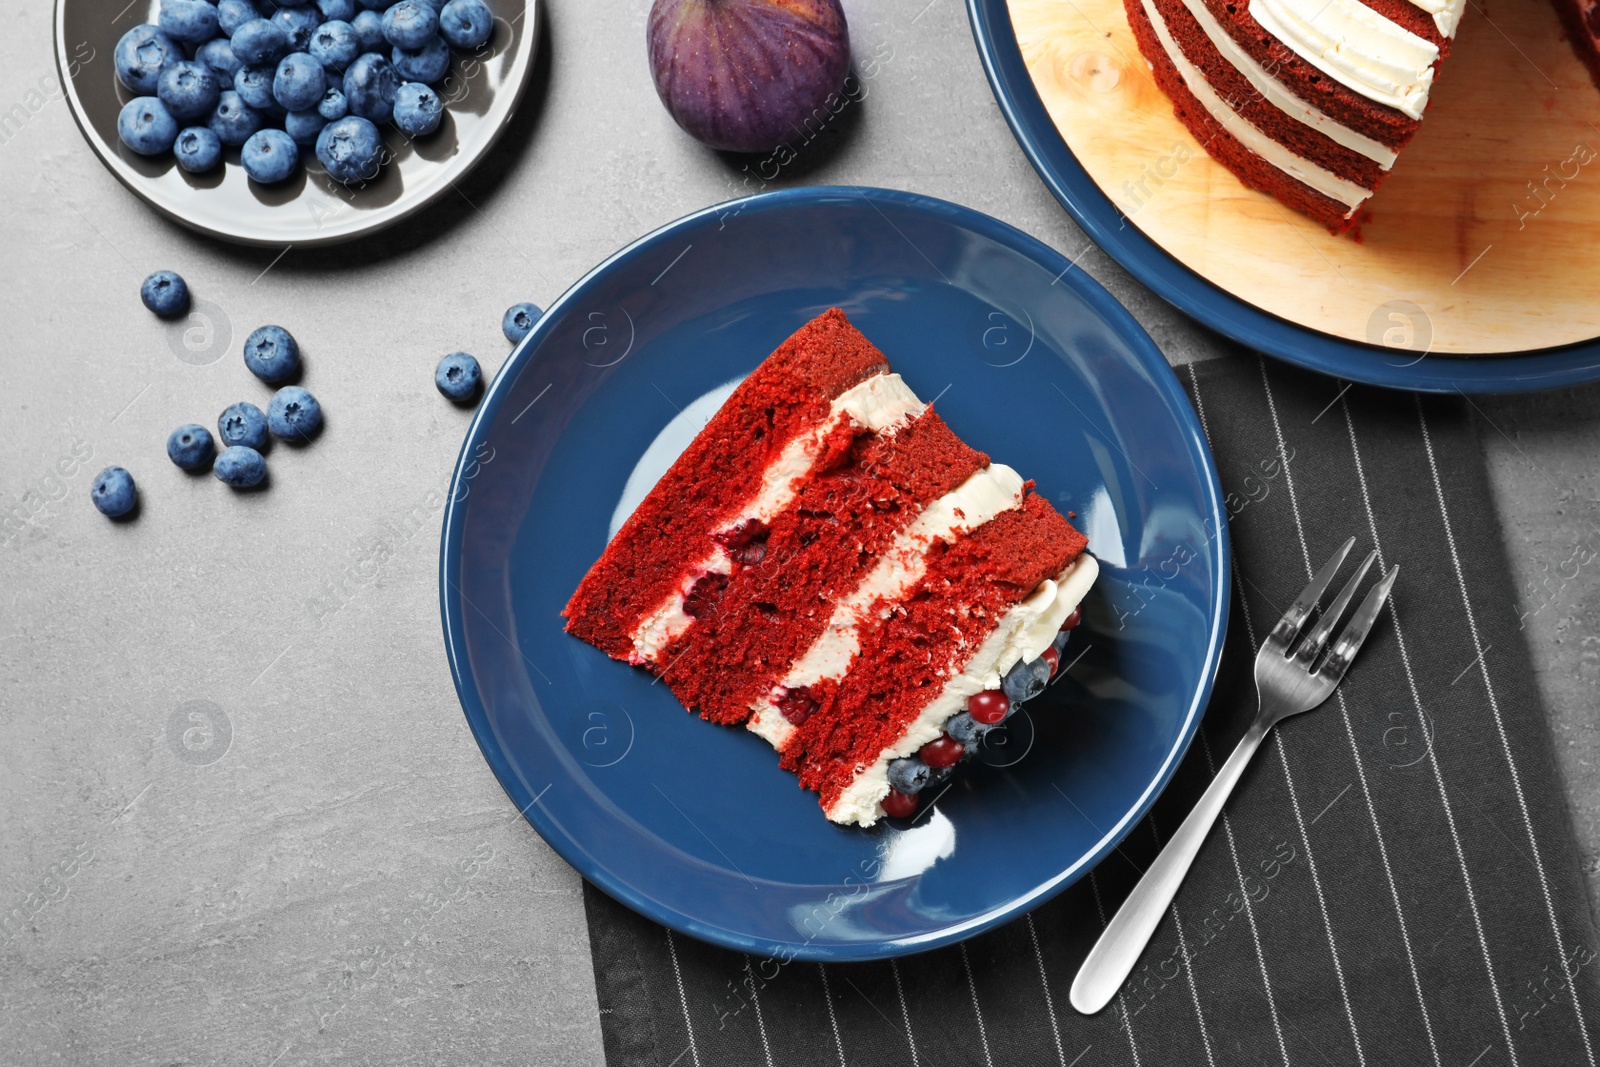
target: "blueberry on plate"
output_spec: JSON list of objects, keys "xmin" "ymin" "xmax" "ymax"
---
[
  {"xmin": 243, "ymin": 324, "xmax": 301, "ymax": 382},
  {"xmin": 318, "ymin": 0, "xmax": 358, "ymax": 20},
  {"xmin": 390, "ymin": 36, "xmax": 449, "ymax": 84},
  {"xmin": 343, "ymin": 52, "xmax": 399, "ymax": 122},
  {"xmin": 217, "ymin": 0, "xmax": 261, "ymax": 38},
  {"xmin": 316, "ymin": 87, "xmax": 349, "ymax": 121},
  {"xmin": 140, "ymin": 270, "xmax": 190, "ymax": 318},
  {"xmin": 310, "ymin": 20, "xmax": 361, "ymax": 73},
  {"xmin": 166, "ymin": 424, "xmax": 216, "ymax": 471},
  {"xmin": 195, "ymin": 38, "xmax": 244, "ymax": 80},
  {"xmin": 315, "ymin": 115, "xmax": 383, "ymax": 183},
  {"xmin": 156, "ymin": 60, "xmax": 220, "ymax": 123},
  {"xmin": 1001, "ymin": 656, "xmax": 1051, "ymax": 704},
  {"xmin": 214, "ymin": 446, "xmax": 267, "ymax": 489},
  {"xmin": 230, "ymin": 18, "xmax": 290, "ymax": 68},
  {"xmin": 284, "ymin": 108, "xmax": 327, "ymax": 145},
  {"xmin": 90, "ymin": 467, "xmax": 138, "ymax": 518},
  {"xmin": 158, "ymin": 0, "xmax": 220, "ymax": 44},
  {"xmin": 350, "ymin": 9, "xmax": 386, "ymax": 51},
  {"xmin": 241, "ymin": 128, "xmax": 299, "ymax": 183},
  {"xmin": 117, "ymin": 97, "xmax": 179, "ymax": 155},
  {"xmin": 382, "ymin": 0, "xmax": 439, "ymax": 49},
  {"xmin": 392, "ymin": 81, "xmax": 440, "ymax": 137},
  {"xmin": 273, "ymin": 52, "xmax": 326, "ymax": 112},
  {"xmin": 218, "ymin": 401, "xmax": 270, "ymax": 450},
  {"xmin": 501, "ymin": 302, "xmax": 542, "ymax": 343},
  {"xmin": 267, "ymin": 386, "xmax": 324, "ymax": 441},
  {"xmin": 233, "ymin": 66, "xmax": 278, "ymax": 111},
  {"xmin": 887, "ymin": 757, "xmax": 931, "ymax": 795},
  {"xmin": 175, "ymin": 126, "xmax": 223, "ymax": 172},
  {"xmin": 435, "ymin": 352, "xmax": 481, "ymax": 402},
  {"xmin": 208, "ymin": 90, "xmax": 263, "ymax": 146},
  {"xmin": 439, "ymin": 0, "xmax": 492, "ymax": 49},
  {"xmin": 944, "ymin": 710, "xmax": 991, "ymax": 745},
  {"xmin": 114, "ymin": 25, "xmax": 181, "ymax": 95},
  {"xmin": 271, "ymin": 6, "xmax": 323, "ymax": 52}
]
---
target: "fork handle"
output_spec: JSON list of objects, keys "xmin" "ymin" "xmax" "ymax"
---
[{"xmin": 1070, "ymin": 720, "xmax": 1269, "ymax": 1015}]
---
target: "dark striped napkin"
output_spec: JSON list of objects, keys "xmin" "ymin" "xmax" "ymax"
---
[{"xmin": 582, "ymin": 355, "xmax": 1599, "ymax": 1067}]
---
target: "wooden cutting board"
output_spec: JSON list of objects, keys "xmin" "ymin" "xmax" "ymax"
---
[{"xmin": 1009, "ymin": 0, "xmax": 1600, "ymax": 354}]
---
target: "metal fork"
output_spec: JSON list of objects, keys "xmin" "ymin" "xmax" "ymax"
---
[{"xmin": 1069, "ymin": 537, "xmax": 1397, "ymax": 1015}]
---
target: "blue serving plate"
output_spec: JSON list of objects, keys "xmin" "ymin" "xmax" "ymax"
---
[
  {"xmin": 440, "ymin": 186, "xmax": 1229, "ymax": 960},
  {"xmin": 966, "ymin": 0, "xmax": 1600, "ymax": 394}
]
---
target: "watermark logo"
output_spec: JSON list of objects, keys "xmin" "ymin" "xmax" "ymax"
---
[
  {"xmin": 1366, "ymin": 300, "xmax": 1432, "ymax": 366},
  {"xmin": 975, "ymin": 708, "xmax": 1035, "ymax": 768},
  {"xmin": 575, "ymin": 700, "xmax": 634, "ymax": 768},
  {"xmin": 980, "ymin": 304, "xmax": 1035, "ymax": 368},
  {"xmin": 167, "ymin": 297, "xmax": 233, "ymax": 366},
  {"xmin": 166, "ymin": 700, "xmax": 232, "ymax": 766},
  {"xmin": 580, "ymin": 308, "xmax": 635, "ymax": 368}
]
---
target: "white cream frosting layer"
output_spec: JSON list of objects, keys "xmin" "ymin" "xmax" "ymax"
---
[
  {"xmin": 1174, "ymin": 0, "xmax": 1397, "ymax": 167},
  {"xmin": 1404, "ymin": 0, "xmax": 1465, "ymax": 39},
  {"xmin": 628, "ymin": 372, "xmax": 924, "ymax": 663},
  {"xmin": 1247, "ymin": 0, "xmax": 1439, "ymax": 120},
  {"xmin": 1141, "ymin": 0, "xmax": 1373, "ymax": 212},
  {"xmin": 746, "ymin": 463, "xmax": 1028, "ymax": 750},
  {"xmin": 827, "ymin": 554, "xmax": 1101, "ymax": 827}
]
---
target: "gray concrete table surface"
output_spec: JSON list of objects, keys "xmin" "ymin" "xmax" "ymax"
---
[{"xmin": 1, "ymin": 1, "xmax": 1596, "ymax": 1064}]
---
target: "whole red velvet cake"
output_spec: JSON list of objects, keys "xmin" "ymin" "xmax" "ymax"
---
[{"xmin": 563, "ymin": 309, "xmax": 1098, "ymax": 826}]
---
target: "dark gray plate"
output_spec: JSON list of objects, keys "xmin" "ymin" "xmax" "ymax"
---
[{"xmin": 54, "ymin": 0, "xmax": 537, "ymax": 247}]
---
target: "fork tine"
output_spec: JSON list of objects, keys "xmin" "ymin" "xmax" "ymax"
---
[
  {"xmin": 1268, "ymin": 537, "xmax": 1355, "ymax": 649},
  {"xmin": 1319, "ymin": 565, "xmax": 1399, "ymax": 683},
  {"xmin": 1292, "ymin": 550, "xmax": 1377, "ymax": 666}
]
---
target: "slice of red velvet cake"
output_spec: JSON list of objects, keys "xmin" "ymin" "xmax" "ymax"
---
[
  {"xmin": 1124, "ymin": 0, "xmax": 1465, "ymax": 231},
  {"xmin": 563, "ymin": 309, "xmax": 1098, "ymax": 826}
]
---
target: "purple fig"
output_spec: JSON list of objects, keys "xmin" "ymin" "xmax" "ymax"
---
[{"xmin": 646, "ymin": 0, "xmax": 851, "ymax": 155}]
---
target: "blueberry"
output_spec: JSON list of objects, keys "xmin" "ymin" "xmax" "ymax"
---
[
  {"xmin": 501, "ymin": 302, "xmax": 542, "ymax": 343},
  {"xmin": 382, "ymin": 0, "xmax": 438, "ymax": 49},
  {"xmin": 195, "ymin": 38, "xmax": 243, "ymax": 80},
  {"xmin": 114, "ymin": 25, "xmax": 181, "ymax": 95},
  {"xmin": 166, "ymin": 424, "xmax": 216, "ymax": 471},
  {"xmin": 435, "ymin": 352, "xmax": 481, "ymax": 401},
  {"xmin": 309, "ymin": 19, "xmax": 360, "ymax": 73},
  {"xmin": 316, "ymin": 87, "xmax": 349, "ymax": 121},
  {"xmin": 117, "ymin": 96, "xmax": 179, "ymax": 155},
  {"xmin": 1051, "ymin": 629, "xmax": 1071, "ymax": 657},
  {"xmin": 158, "ymin": 0, "xmax": 220, "ymax": 44},
  {"xmin": 317, "ymin": 0, "xmax": 357, "ymax": 19},
  {"xmin": 268, "ymin": 386, "xmax": 324, "ymax": 440},
  {"xmin": 241, "ymin": 128, "xmax": 299, "ymax": 183},
  {"xmin": 439, "ymin": 0, "xmax": 492, "ymax": 49},
  {"xmin": 233, "ymin": 65, "xmax": 277, "ymax": 110},
  {"xmin": 392, "ymin": 81, "xmax": 440, "ymax": 137},
  {"xmin": 944, "ymin": 711, "xmax": 991, "ymax": 745},
  {"xmin": 140, "ymin": 270, "xmax": 190, "ymax": 318},
  {"xmin": 271, "ymin": 7, "xmax": 323, "ymax": 52},
  {"xmin": 214, "ymin": 446, "xmax": 267, "ymax": 488},
  {"xmin": 90, "ymin": 467, "xmax": 138, "ymax": 518},
  {"xmin": 217, "ymin": 0, "xmax": 260, "ymax": 37},
  {"xmin": 887, "ymin": 758, "xmax": 931, "ymax": 795},
  {"xmin": 1001, "ymin": 656, "xmax": 1050, "ymax": 704},
  {"xmin": 156, "ymin": 60, "xmax": 220, "ymax": 123},
  {"xmin": 315, "ymin": 115, "xmax": 383, "ymax": 183},
  {"xmin": 284, "ymin": 108, "xmax": 326, "ymax": 145},
  {"xmin": 219, "ymin": 402, "xmax": 270, "ymax": 449},
  {"xmin": 350, "ymin": 9, "xmax": 386, "ymax": 51},
  {"xmin": 231, "ymin": 18, "xmax": 290, "ymax": 67},
  {"xmin": 273, "ymin": 52, "xmax": 325, "ymax": 112},
  {"xmin": 207, "ymin": 90, "xmax": 262, "ymax": 146},
  {"xmin": 343, "ymin": 52, "xmax": 398, "ymax": 122},
  {"xmin": 390, "ymin": 36, "xmax": 448, "ymax": 84},
  {"xmin": 243, "ymin": 324, "xmax": 301, "ymax": 382}
]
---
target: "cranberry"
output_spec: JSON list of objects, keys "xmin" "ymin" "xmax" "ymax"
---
[
  {"xmin": 1041, "ymin": 646, "xmax": 1060, "ymax": 677},
  {"xmin": 967, "ymin": 689, "xmax": 1010, "ymax": 725},
  {"xmin": 774, "ymin": 686, "xmax": 818, "ymax": 725},
  {"xmin": 1059, "ymin": 606, "xmax": 1082, "ymax": 632},
  {"xmin": 919, "ymin": 735, "xmax": 964, "ymax": 769},
  {"xmin": 716, "ymin": 519, "xmax": 770, "ymax": 565},
  {"xmin": 881, "ymin": 789, "xmax": 918, "ymax": 819},
  {"xmin": 681, "ymin": 572, "xmax": 729, "ymax": 619}
]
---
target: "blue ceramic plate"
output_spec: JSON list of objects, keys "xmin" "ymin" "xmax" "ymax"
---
[
  {"xmin": 440, "ymin": 187, "xmax": 1229, "ymax": 960},
  {"xmin": 966, "ymin": 0, "xmax": 1600, "ymax": 394}
]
